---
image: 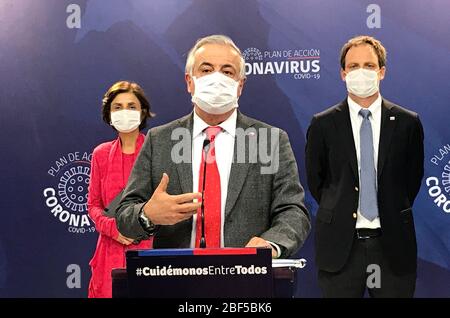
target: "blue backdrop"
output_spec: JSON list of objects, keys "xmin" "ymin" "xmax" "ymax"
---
[{"xmin": 0, "ymin": 0, "xmax": 449, "ymax": 297}]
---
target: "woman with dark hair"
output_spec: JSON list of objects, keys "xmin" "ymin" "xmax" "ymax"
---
[{"xmin": 87, "ymin": 81, "xmax": 154, "ymax": 298}]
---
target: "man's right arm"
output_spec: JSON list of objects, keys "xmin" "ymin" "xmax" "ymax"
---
[
  {"xmin": 116, "ymin": 130, "xmax": 202, "ymax": 240},
  {"xmin": 116, "ymin": 132, "xmax": 155, "ymax": 240}
]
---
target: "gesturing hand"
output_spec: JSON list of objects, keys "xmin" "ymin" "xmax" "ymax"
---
[{"xmin": 143, "ymin": 173, "xmax": 202, "ymax": 225}]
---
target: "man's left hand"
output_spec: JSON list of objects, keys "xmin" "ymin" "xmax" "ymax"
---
[{"xmin": 245, "ymin": 236, "xmax": 277, "ymax": 258}]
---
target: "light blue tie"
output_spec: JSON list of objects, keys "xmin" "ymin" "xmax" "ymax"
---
[{"xmin": 359, "ymin": 109, "xmax": 379, "ymax": 221}]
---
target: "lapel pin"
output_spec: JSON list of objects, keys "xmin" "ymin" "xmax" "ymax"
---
[{"xmin": 390, "ymin": 116, "xmax": 395, "ymax": 121}]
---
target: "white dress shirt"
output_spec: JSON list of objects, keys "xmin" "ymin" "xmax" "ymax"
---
[
  {"xmin": 190, "ymin": 109, "xmax": 237, "ymax": 248},
  {"xmin": 188, "ymin": 109, "xmax": 281, "ymax": 257},
  {"xmin": 348, "ymin": 95, "xmax": 382, "ymax": 229}
]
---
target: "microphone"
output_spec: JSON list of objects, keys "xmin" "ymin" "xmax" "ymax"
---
[{"xmin": 199, "ymin": 138, "xmax": 211, "ymax": 248}]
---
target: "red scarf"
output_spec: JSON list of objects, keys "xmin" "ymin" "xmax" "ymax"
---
[{"xmin": 103, "ymin": 133, "xmax": 145, "ymax": 205}]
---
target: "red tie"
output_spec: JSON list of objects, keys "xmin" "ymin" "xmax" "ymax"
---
[{"xmin": 195, "ymin": 126, "xmax": 222, "ymax": 248}]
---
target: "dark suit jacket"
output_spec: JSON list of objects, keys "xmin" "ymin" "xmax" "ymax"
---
[
  {"xmin": 305, "ymin": 98, "xmax": 424, "ymax": 274},
  {"xmin": 116, "ymin": 111, "xmax": 311, "ymax": 258}
]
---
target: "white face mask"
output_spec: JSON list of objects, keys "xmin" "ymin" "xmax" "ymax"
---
[
  {"xmin": 110, "ymin": 109, "xmax": 141, "ymax": 133},
  {"xmin": 345, "ymin": 68, "xmax": 380, "ymax": 98},
  {"xmin": 191, "ymin": 72, "xmax": 240, "ymax": 115}
]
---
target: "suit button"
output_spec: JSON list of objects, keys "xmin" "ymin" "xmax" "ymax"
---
[
  {"xmin": 352, "ymin": 213, "xmax": 357, "ymax": 219},
  {"xmin": 354, "ymin": 186, "xmax": 359, "ymax": 192}
]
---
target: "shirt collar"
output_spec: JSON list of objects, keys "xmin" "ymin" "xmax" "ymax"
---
[
  {"xmin": 193, "ymin": 109, "xmax": 237, "ymax": 138},
  {"xmin": 347, "ymin": 94, "xmax": 382, "ymax": 118}
]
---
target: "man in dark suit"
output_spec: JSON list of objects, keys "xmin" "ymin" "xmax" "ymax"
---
[
  {"xmin": 305, "ymin": 35, "xmax": 424, "ymax": 297},
  {"xmin": 116, "ymin": 34, "xmax": 310, "ymax": 258}
]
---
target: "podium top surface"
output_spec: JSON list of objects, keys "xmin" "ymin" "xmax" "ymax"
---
[{"xmin": 128, "ymin": 247, "xmax": 261, "ymax": 257}]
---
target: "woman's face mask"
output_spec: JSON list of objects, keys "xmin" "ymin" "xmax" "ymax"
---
[{"xmin": 110, "ymin": 109, "xmax": 141, "ymax": 133}]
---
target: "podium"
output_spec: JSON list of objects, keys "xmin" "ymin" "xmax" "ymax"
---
[{"xmin": 112, "ymin": 247, "xmax": 299, "ymax": 298}]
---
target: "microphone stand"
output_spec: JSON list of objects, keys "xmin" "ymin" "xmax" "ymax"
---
[{"xmin": 199, "ymin": 138, "xmax": 210, "ymax": 248}]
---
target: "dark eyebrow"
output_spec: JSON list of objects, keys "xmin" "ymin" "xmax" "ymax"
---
[{"xmin": 112, "ymin": 101, "xmax": 136, "ymax": 106}]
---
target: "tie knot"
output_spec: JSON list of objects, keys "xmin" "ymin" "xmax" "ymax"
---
[
  {"xmin": 205, "ymin": 126, "xmax": 222, "ymax": 141},
  {"xmin": 359, "ymin": 109, "xmax": 371, "ymax": 119}
]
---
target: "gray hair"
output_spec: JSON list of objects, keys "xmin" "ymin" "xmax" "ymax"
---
[{"xmin": 185, "ymin": 34, "xmax": 246, "ymax": 79}]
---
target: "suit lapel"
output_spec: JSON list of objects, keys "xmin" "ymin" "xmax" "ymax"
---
[
  {"xmin": 174, "ymin": 111, "xmax": 254, "ymax": 216},
  {"xmin": 334, "ymin": 100, "xmax": 359, "ymax": 181},
  {"xmin": 377, "ymin": 99, "xmax": 396, "ymax": 179},
  {"xmin": 224, "ymin": 111, "xmax": 253, "ymax": 218},
  {"xmin": 172, "ymin": 112, "xmax": 194, "ymax": 194}
]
